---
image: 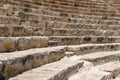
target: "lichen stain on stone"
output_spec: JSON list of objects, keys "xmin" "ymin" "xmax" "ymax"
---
[
  {"xmin": 6, "ymin": 67, "xmax": 13, "ymax": 77},
  {"xmin": 31, "ymin": 59, "xmax": 36, "ymax": 68},
  {"xmin": 4, "ymin": 43, "xmax": 12, "ymax": 52}
]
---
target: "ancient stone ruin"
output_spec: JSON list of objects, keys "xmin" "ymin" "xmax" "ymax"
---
[{"xmin": 0, "ymin": 0, "xmax": 120, "ymax": 80}]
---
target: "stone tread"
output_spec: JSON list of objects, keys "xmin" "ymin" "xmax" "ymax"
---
[
  {"xmin": 45, "ymin": 28, "xmax": 120, "ymax": 36},
  {"xmin": 66, "ymin": 43, "xmax": 120, "ymax": 55},
  {"xmin": 69, "ymin": 50, "xmax": 120, "ymax": 65},
  {"xmin": 69, "ymin": 61, "xmax": 120, "ymax": 80},
  {"xmin": 49, "ymin": 36, "xmax": 120, "ymax": 45},
  {"xmin": 0, "ymin": 46, "xmax": 66, "ymax": 79},
  {"xmin": 9, "ymin": 58, "xmax": 83, "ymax": 80}
]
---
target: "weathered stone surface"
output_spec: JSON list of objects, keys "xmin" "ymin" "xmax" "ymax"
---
[
  {"xmin": 0, "ymin": 26, "xmax": 12, "ymax": 37},
  {"xmin": 81, "ymin": 51, "xmax": 120, "ymax": 65},
  {"xmin": 69, "ymin": 66, "xmax": 111, "ymax": 80},
  {"xmin": 69, "ymin": 61, "xmax": 120, "ymax": 80},
  {"xmin": 0, "ymin": 46, "xmax": 66, "ymax": 79},
  {"xmin": 0, "ymin": 37, "xmax": 48, "ymax": 53},
  {"xmin": 17, "ymin": 36, "xmax": 48, "ymax": 50},
  {"xmin": 9, "ymin": 59, "xmax": 83, "ymax": 80},
  {"xmin": 0, "ymin": 16, "xmax": 20, "ymax": 25},
  {"xmin": 50, "ymin": 36, "xmax": 120, "ymax": 46},
  {"xmin": 0, "ymin": 37, "xmax": 16, "ymax": 52},
  {"xmin": 98, "ymin": 61, "xmax": 120, "ymax": 78},
  {"xmin": 66, "ymin": 43, "xmax": 120, "ymax": 55}
]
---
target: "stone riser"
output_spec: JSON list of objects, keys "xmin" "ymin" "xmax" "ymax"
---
[
  {"xmin": 8, "ymin": 50, "xmax": 120, "ymax": 80},
  {"xmin": 0, "ymin": 25, "xmax": 44, "ymax": 37},
  {"xmin": 0, "ymin": 37, "xmax": 48, "ymax": 53},
  {"xmin": 1, "ymin": 25, "xmax": 120, "ymax": 37},
  {"xmin": 1, "ymin": 36, "xmax": 120, "ymax": 53},
  {"xmin": 49, "ymin": 36, "xmax": 120, "ymax": 46},
  {"xmin": 44, "ymin": 28, "xmax": 120, "ymax": 36},
  {"xmin": 66, "ymin": 43, "xmax": 120, "ymax": 55}
]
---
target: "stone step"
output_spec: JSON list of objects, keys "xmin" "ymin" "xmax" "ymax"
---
[
  {"xmin": 1, "ymin": 4, "xmax": 119, "ymax": 22},
  {"xmin": 3, "ymin": 24, "xmax": 120, "ymax": 37},
  {"xmin": 49, "ymin": 36, "xmax": 120, "ymax": 46},
  {"xmin": 0, "ymin": 46, "xmax": 66, "ymax": 79},
  {"xmin": 69, "ymin": 61, "xmax": 120, "ymax": 80},
  {"xmin": 79, "ymin": 50, "xmax": 120, "ymax": 65},
  {"xmin": 12, "ymin": 0, "xmax": 115, "ymax": 13},
  {"xmin": 0, "ymin": 2, "xmax": 119, "ymax": 22},
  {"xmin": 0, "ymin": 25, "xmax": 44, "ymax": 37},
  {"xmin": 48, "ymin": 40, "xmax": 58, "ymax": 47},
  {"xmin": 45, "ymin": 21, "xmax": 120, "ymax": 30},
  {"xmin": 9, "ymin": 57, "xmax": 83, "ymax": 80},
  {"xmin": 12, "ymin": 11, "xmax": 120, "ymax": 26},
  {"xmin": 44, "ymin": 28, "xmax": 120, "ymax": 36},
  {"xmin": 0, "ymin": 36, "xmax": 48, "ymax": 53},
  {"xmin": 43, "ymin": 6, "xmax": 119, "ymax": 16},
  {"xmin": 15, "ymin": 11, "xmax": 120, "ymax": 24},
  {"xmin": 42, "ymin": 14, "xmax": 120, "ymax": 24},
  {"xmin": 66, "ymin": 43, "xmax": 120, "ymax": 55},
  {"xmin": 0, "ymin": 15, "xmax": 20, "ymax": 25},
  {"xmin": 2, "ymin": 0, "xmax": 119, "ymax": 16}
]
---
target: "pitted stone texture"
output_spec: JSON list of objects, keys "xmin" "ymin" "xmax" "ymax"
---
[
  {"xmin": 44, "ymin": 28, "xmax": 120, "ymax": 36},
  {"xmin": 0, "ymin": 25, "xmax": 44, "ymax": 37},
  {"xmin": 50, "ymin": 36, "xmax": 120, "ymax": 46},
  {"xmin": 0, "ymin": 16, "xmax": 20, "ymax": 25},
  {"xmin": 0, "ymin": 37, "xmax": 48, "ymax": 53},
  {"xmin": 80, "ymin": 51, "xmax": 120, "ymax": 65},
  {"xmin": 0, "ymin": 46, "xmax": 66, "ymax": 79},
  {"xmin": 0, "ymin": 37, "xmax": 16, "ymax": 52},
  {"xmin": 69, "ymin": 61, "xmax": 120, "ymax": 80},
  {"xmin": 98, "ymin": 61, "xmax": 120, "ymax": 78},
  {"xmin": 9, "ymin": 59, "xmax": 83, "ymax": 80},
  {"xmin": 69, "ymin": 66, "xmax": 111, "ymax": 80},
  {"xmin": 17, "ymin": 36, "xmax": 48, "ymax": 50},
  {"xmin": 66, "ymin": 43, "xmax": 120, "ymax": 55},
  {"xmin": 0, "ymin": 26, "xmax": 12, "ymax": 37}
]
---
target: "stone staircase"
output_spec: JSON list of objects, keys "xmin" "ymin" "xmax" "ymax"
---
[{"xmin": 0, "ymin": 0, "xmax": 120, "ymax": 80}]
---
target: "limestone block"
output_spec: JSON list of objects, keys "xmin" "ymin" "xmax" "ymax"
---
[
  {"xmin": 44, "ymin": 28, "xmax": 53, "ymax": 36},
  {"xmin": 45, "ymin": 21, "xmax": 54, "ymax": 28},
  {"xmin": 18, "ymin": 12, "xmax": 28, "ymax": 20},
  {"xmin": 24, "ymin": 27, "xmax": 34, "ymax": 36},
  {"xmin": 59, "ymin": 37, "xmax": 82, "ymax": 45},
  {"xmin": 12, "ymin": 26, "xmax": 26, "ymax": 37},
  {"xmin": 0, "ymin": 26, "xmax": 12, "ymax": 37},
  {"xmin": 17, "ymin": 37, "xmax": 48, "ymax": 50},
  {"xmin": 21, "ymin": 20, "xmax": 30, "ymax": 26},
  {"xmin": 30, "ymin": 20, "xmax": 45, "ymax": 27},
  {"xmin": 27, "ymin": 13, "xmax": 39, "ymax": 20},
  {"xmin": 0, "ymin": 37, "xmax": 16, "ymax": 52},
  {"xmin": 0, "ymin": 16, "xmax": 9, "ymax": 24},
  {"xmin": 9, "ymin": 59, "xmax": 83, "ymax": 80},
  {"xmin": 0, "ymin": 46, "xmax": 66, "ymax": 79},
  {"xmin": 8, "ymin": 17, "xmax": 20, "ymax": 25}
]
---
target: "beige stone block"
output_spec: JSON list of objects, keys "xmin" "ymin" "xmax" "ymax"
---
[
  {"xmin": 0, "ymin": 38, "xmax": 16, "ymax": 52},
  {"xmin": 17, "ymin": 37, "xmax": 48, "ymax": 50},
  {"xmin": 0, "ymin": 26, "xmax": 12, "ymax": 37},
  {"xmin": 0, "ymin": 46, "xmax": 66, "ymax": 79}
]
